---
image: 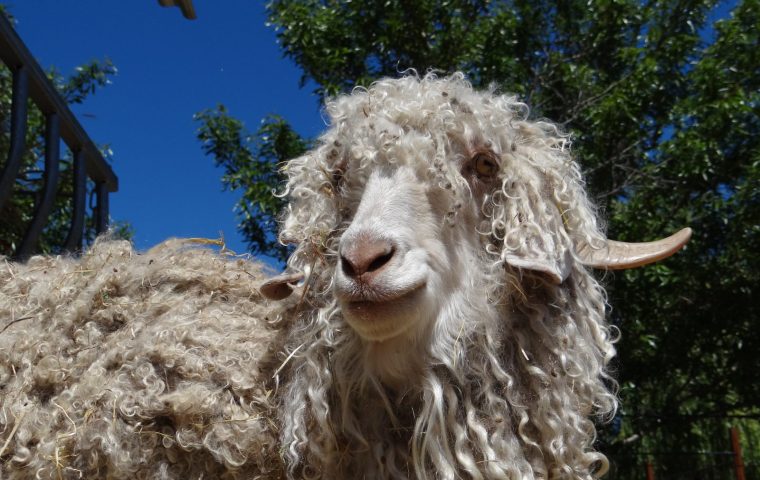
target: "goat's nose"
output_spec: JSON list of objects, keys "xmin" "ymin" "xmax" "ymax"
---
[{"xmin": 340, "ymin": 235, "xmax": 396, "ymax": 278}]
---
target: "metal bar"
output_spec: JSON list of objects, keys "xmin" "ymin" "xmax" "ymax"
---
[
  {"xmin": 63, "ymin": 149, "xmax": 86, "ymax": 251},
  {"xmin": 731, "ymin": 426, "xmax": 746, "ymax": 480},
  {"xmin": 646, "ymin": 461, "xmax": 655, "ymax": 480},
  {"xmin": 0, "ymin": 14, "xmax": 118, "ymax": 192},
  {"xmin": 0, "ymin": 65, "xmax": 29, "ymax": 211},
  {"xmin": 16, "ymin": 113, "xmax": 60, "ymax": 258},
  {"xmin": 95, "ymin": 181, "xmax": 109, "ymax": 234}
]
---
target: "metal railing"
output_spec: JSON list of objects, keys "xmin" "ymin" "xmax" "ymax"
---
[{"xmin": 0, "ymin": 13, "xmax": 118, "ymax": 258}]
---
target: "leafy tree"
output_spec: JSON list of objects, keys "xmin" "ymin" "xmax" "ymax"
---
[
  {"xmin": 0, "ymin": 10, "xmax": 130, "ymax": 255},
  {"xmin": 195, "ymin": 108, "xmax": 308, "ymax": 259},
  {"xmin": 197, "ymin": 1, "xmax": 759, "ymax": 477}
]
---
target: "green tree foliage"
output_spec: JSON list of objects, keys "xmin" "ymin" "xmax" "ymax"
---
[
  {"xmin": 0, "ymin": 12, "xmax": 130, "ymax": 255},
  {"xmin": 197, "ymin": 1, "xmax": 759, "ymax": 476},
  {"xmin": 195, "ymin": 108, "xmax": 309, "ymax": 259}
]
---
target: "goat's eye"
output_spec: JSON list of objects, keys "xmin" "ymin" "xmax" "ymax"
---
[
  {"xmin": 472, "ymin": 153, "xmax": 498, "ymax": 179},
  {"xmin": 331, "ymin": 160, "xmax": 347, "ymax": 187},
  {"xmin": 332, "ymin": 169, "xmax": 344, "ymax": 186}
]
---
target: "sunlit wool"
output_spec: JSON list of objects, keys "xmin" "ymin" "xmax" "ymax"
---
[
  {"xmin": 0, "ymin": 239, "xmax": 286, "ymax": 479},
  {"xmin": 278, "ymin": 72, "xmax": 617, "ymax": 479}
]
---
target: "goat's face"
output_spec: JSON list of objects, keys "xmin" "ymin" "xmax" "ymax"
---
[
  {"xmin": 278, "ymin": 75, "xmax": 589, "ymax": 351},
  {"xmin": 320, "ymin": 90, "xmax": 551, "ymax": 347},
  {"xmin": 273, "ymin": 74, "xmax": 689, "ymax": 361},
  {"xmin": 333, "ymin": 148, "xmax": 500, "ymax": 342},
  {"xmin": 334, "ymin": 166, "xmax": 437, "ymax": 341}
]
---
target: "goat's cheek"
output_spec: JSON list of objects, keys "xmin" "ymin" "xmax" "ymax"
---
[{"xmin": 425, "ymin": 185, "xmax": 454, "ymax": 221}]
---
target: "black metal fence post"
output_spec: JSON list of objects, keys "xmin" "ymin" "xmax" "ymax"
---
[
  {"xmin": 0, "ymin": 65, "xmax": 29, "ymax": 211},
  {"xmin": 16, "ymin": 112, "xmax": 61, "ymax": 258},
  {"xmin": 95, "ymin": 181, "xmax": 109, "ymax": 235},
  {"xmin": 63, "ymin": 149, "xmax": 87, "ymax": 251}
]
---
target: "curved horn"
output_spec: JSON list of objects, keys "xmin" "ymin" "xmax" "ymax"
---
[
  {"xmin": 579, "ymin": 227, "xmax": 692, "ymax": 270},
  {"xmin": 259, "ymin": 272, "xmax": 305, "ymax": 300}
]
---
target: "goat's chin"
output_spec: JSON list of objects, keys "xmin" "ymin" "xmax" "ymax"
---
[{"xmin": 339, "ymin": 286, "xmax": 429, "ymax": 342}]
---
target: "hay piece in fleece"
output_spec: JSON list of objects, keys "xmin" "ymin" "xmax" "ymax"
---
[{"xmin": 0, "ymin": 238, "xmax": 287, "ymax": 479}]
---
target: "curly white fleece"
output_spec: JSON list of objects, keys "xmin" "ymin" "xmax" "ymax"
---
[
  {"xmin": 278, "ymin": 72, "xmax": 617, "ymax": 479},
  {"xmin": 0, "ymin": 239, "xmax": 287, "ymax": 479}
]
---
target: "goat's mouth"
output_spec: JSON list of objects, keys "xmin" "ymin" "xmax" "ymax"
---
[
  {"xmin": 338, "ymin": 279, "xmax": 426, "ymax": 305},
  {"xmin": 346, "ymin": 283, "xmax": 424, "ymax": 308},
  {"xmin": 338, "ymin": 281, "xmax": 428, "ymax": 341}
]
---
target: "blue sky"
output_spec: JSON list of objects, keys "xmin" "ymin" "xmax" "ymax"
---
[
  {"xmin": 8, "ymin": 0, "xmax": 323, "ymax": 260},
  {"xmin": 7, "ymin": 1, "xmax": 738, "ymax": 262}
]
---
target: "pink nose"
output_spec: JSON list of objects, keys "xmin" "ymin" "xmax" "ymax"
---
[{"xmin": 340, "ymin": 235, "xmax": 395, "ymax": 279}]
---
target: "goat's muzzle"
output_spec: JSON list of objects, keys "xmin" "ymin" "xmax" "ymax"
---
[{"xmin": 339, "ymin": 234, "xmax": 396, "ymax": 282}]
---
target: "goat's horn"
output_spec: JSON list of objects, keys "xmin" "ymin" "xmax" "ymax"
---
[
  {"xmin": 259, "ymin": 272, "xmax": 305, "ymax": 300},
  {"xmin": 579, "ymin": 227, "xmax": 692, "ymax": 270}
]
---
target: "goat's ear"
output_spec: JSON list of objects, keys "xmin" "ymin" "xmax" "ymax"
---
[
  {"xmin": 494, "ymin": 170, "xmax": 574, "ymax": 285},
  {"xmin": 500, "ymin": 201, "xmax": 572, "ymax": 285},
  {"xmin": 259, "ymin": 272, "xmax": 304, "ymax": 300},
  {"xmin": 503, "ymin": 250, "xmax": 571, "ymax": 285}
]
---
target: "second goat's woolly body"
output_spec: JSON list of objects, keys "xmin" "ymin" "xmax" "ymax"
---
[{"xmin": 0, "ymin": 240, "xmax": 287, "ymax": 479}]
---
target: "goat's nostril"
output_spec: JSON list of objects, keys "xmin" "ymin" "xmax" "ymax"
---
[
  {"xmin": 366, "ymin": 247, "xmax": 394, "ymax": 273},
  {"xmin": 341, "ymin": 254, "xmax": 357, "ymax": 278},
  {"xmin": 340, "ymin": 238, "xmax": 395, "ymax": 278}
]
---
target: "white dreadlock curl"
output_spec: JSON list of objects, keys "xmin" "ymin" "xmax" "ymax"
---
[{"xmin": 278, "ymin": 72, "xmax": 617, "ymax": 479}]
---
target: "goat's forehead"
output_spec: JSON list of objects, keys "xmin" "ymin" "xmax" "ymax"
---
[
  {"xmin": 323, "ymin": 101, "xmax": 505, "ymax": 157},
  {"xmin": 302, "ymin": 78, "xmax": 560, "ymax": 193},
  {"xmin": 326, "ymin": 79, "xmax": 513, "ymax": 138}
]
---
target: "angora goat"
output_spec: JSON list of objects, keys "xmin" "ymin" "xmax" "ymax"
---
[{"xmin": 0, "ymin": 73, "xmax": 690, "ymax": 479}]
